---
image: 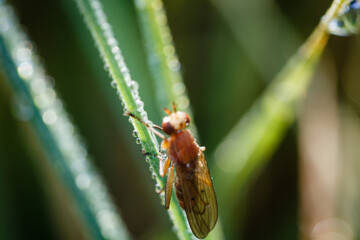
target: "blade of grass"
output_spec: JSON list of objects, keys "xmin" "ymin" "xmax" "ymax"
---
[
  {"xmin": 72, "ymin": 0, "xmax": 193, "ymax": 239},
  {"xmin": 134, "ymin": 0, "xmax": 193, "ymax": 115},
  {"xmin": 0, "ymin": 2, "xmax": 130, "ymax": 240},
  {"xmin": 212, "ymin": 0, "xmax": 347, "ymax": 228},
  {"xmin": 134, "ymin": 0, "xmax": 200, "ymax": 142}
]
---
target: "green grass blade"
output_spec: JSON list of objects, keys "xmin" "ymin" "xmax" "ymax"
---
[
  {"xmin": 0, "ymin": 2, "xmax": 130, "ymax": 240},
  {"xmin": 212, "ymin": 0, "xmax": 347, "ymax": 224},
  {"xmin": 134, "ymin": 0, "xmax": 193, "ymax": 115},
  {"xmin": 73, "ymin": 0, "xmax": 193, "ymax": 239}
]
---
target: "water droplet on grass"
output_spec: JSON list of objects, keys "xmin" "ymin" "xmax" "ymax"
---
[
  {"xmin": 167, "ymin": 58, "xmax": 180, "ymax": 71},
  {"xmin": 17, "ymin": 62, "xmax": 33, "ymax": 79},
  {"xmin": 110, "ymin": 80, "xmax": 117, "ymax": 88},
  {"xmin": 163, "ymin": 45, "xmax": 175, "ymax": 57},
  {"xmin": 328, "ymin": 0, "xmax": 360, "ymax": 36},
  {"xmin": 132, "ymin": 129, "xmax": 139, "ymax": 138},
  {"xmin": 76, "ymin": 173, "xmax": 91, "ymax": 189},
  {"xmin": 151, "ymin": 0, "xmax": 162, "ymax": 10},
  {"xmin": 173, "ymin": 82, "xmax": 185, "ymax": 95},
  {"xmin": 42, "ymin": 110, "xmax": 57, "ymax": 125}
]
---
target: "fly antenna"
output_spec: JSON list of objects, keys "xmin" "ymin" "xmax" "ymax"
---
[
  {"xmin": 163, "ymin": 107, "xmax": 172, "ymax": 115},
  {"xmin": 172, "ymin": 102, "xmax": 177, "ymax": 112}
]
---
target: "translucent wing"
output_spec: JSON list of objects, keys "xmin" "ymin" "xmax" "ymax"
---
[{"xmin": 174, "ymin": 152, "xmax": 218, "ymax": 239}]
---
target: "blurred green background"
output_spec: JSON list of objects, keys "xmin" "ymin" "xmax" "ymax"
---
[{"xmin": 1, "ymin": 0, "xmax": 359, "ymax": 239}]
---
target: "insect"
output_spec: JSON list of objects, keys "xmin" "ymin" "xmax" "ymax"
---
[{"xmin": 125, "ymin": 103, "xmax": 218, "ymax": 239}]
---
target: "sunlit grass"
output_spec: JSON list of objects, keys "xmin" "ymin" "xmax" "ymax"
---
[
  {"xmin": 0, "ymin": 2, "xmax": 130, "ymax": 239},
  {"xmin": 211, "ymin": 0, "xmax": 348, "ymax": 237}
]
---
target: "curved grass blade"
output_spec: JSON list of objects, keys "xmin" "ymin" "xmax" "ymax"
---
[
  {"xmin": 0, "ymin": 2, "xmax": 130, "ymax": 239},
  {"xmin": 213, "ymin": 0, "xmax": 348, "ymax": 228},
  {"xmin": 134, "ymin": 0, "xmax": 193, "ymax": 114}
]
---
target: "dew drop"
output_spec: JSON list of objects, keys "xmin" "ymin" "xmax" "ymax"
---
[
  {"xmin": 152, "ymin": 0, "xmax": 162, "ymax": 10},
  {"xmin": 91, "ymin": 0, "xmax": 101, "ymax": 9},
  {"xmin": 107, "ymin": 37, "xmax": 117, "ymax": 46},
  {"xmin": 177, "ymin": 96, "xmax": 189, "ymax": 110},
  {"xmin": 42, "ymin": 110, "xmax": 57, "ymax": 125},
  {"xmin": 327, "ymin": 0, "xmax": 360, "ymax": 36},
  {"xmin": 155, "ymin": 184, "xmax": 162, "ymax": 193},
  {"xmin": 163, "ymin": 45, "xmax": 175, "ymax": 57},
  {"xmin": 111, "ymin": 46, "xmax": 119, "ymax": 54},
  {"xmin": 167, "ymin": 58, "xmax": 180, "ymax": 71},
  {"xmin": 159, "ymin": 193, "xmax": 165, "ymax": 205},
  {"xmin": 173, "ymin": 82, "xmax": 185, "ymax": 95},
  {"xmin": 30, "ymin": 78, "xmax": 46, "ymax": 93},
  {"xmin": 100, "ymin": 22, "xmax": 110, "ymax": 31},
  {"xmin": 156, "ymin": 14, "xmax": 167, "ymax": 25},
  {"xmin": 161, "ymin": 32, "xmax": 172, "ymax": 44},
  {"xmin": 110, "ymin": 80, "xmax": 117, "ymax": 88},
  {"xmin": 15, "ymin": 45, "xmax": 32, "ymax": 61},
  {"xmin": 114, "ymin": 53, "xmax": 122, "ymax": 61},
  {"xmin": 140, "ymin": 111, "xmax": 148, "ymax": 120},
  {"xmin": 132, "ymin": 130, "xmax": 139, "ymax": 138},
  {"xmin": 130, "ymin": 81, "xmax": 139, "ymax": 91},
  {"xmin": 76, "ymin": 173, "xmax": 91, "ymax": 189},
  {"xmin": 136, "ymin": 99, "xmax": 144, "ymax": 109},
  {"xmin": 132, "ymin": 91, "xmax": 139, "ymax": 100},
  {"xmin": 17, "ymin": 62, "xmax": 33, "ymax": 79},
  {"xmin": 120, "ymin": 65, "xmax": 128, "ymax": 74},
  {"xmin": 104, "ymin": 63, "xmax": 110, "ymax": 71}
]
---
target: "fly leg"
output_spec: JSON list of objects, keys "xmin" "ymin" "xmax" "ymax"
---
[
  {"xmin": 165, "ymin": 165, "xmax": 175, "ymax": 209},
  {"xmin": 155, "ymin": 157, "xmax": 170, "ymax": 196},
  {"xmin": 156, "ymin": 139, "xmax": 170, "ymax": 194},
  {"xmin": 125, "ymin": 111, "xmax": 173, "ymax": 202},
  {"xmin": 125, "ymin": 111, "xmax": 169, "ymax": 171},
  {"xmin": 160, "ymin": 156, "xmax": 170, "ymax": 177},
  {"xmin": 124, "ymin": 111, "xmax": 166, "ymax": 140}
]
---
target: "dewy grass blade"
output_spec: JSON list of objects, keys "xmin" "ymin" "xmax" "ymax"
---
[
  {"xmin": 0, "ymin": 2, "xmax": 130, "ymax": 240},
  {"xmin": 134, "ymin": 0, "xmax": 193, "ymax": 115},
  {"xmin": 134, "ymin": 0, "xmax": 200, "ymax": 141},
  {"xmin": 213, "ymin": 0, "xmax": 348, "ymax": 220},
  {"xmin": 73, "ymin": 0, "xmax": 193, "ymax": 239}
]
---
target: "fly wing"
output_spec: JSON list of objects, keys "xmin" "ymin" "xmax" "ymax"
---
[{"xmin": 175, "ymin": 152, "xmax": 218, "ymax": 239}]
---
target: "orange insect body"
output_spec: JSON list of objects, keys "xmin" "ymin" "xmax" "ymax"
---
[
  {"xmin": 168, "ymin": 130, "xmax": 198, "ymax": 165},
  {"xmin": 126, "ymin": 104, "xmax": 218, "ymax": 239}
]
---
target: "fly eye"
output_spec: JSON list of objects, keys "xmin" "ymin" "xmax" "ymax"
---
[
  {"xmin": 162, "ymin": 122, "xmax": 175, "ymax": 135},
  {"xmin": 185, "ymin": 114, "xmax": 190, "ymax": 126}
]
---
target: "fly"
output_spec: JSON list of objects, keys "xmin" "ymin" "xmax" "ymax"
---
[{"xmin": 125, "ymin": 103, "xmax": 218, "ymax": 239}]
